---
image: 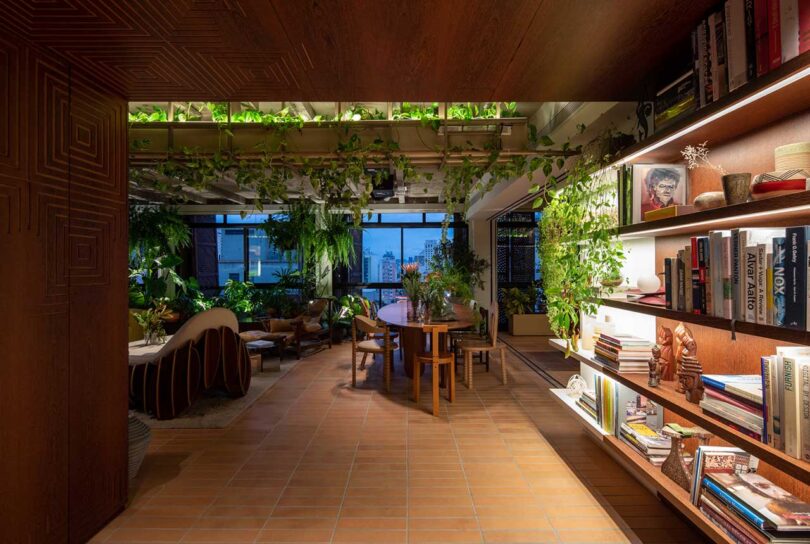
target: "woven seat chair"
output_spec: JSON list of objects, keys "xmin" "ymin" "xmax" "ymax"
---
[{"xmin": 352, "ymin": 315, "xmax": 399, "ymax": 392}]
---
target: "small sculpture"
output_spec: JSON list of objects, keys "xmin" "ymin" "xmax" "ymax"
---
[
  {"xmin": 660, "ymin": 435, "xmax": 691, "ymax": 491},
  {"xmin": 648, "ymin": 345, "xmax": 661, "ymax": 387},
  {"xmin": 673, "ymin": 322, "xmax": 697, "ymax": 391},
  {"xmin": 679, "ymin": 355, "xmax": 705, "ymax": 403},
  {"xmin": 656, "ymin": 325, "xmax": 675, "ymax": 381}
]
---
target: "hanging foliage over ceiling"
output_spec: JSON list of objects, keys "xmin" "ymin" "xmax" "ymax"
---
[{"xmin": 129, "ymin": 109, "xmax": 577, "ymax": 228}]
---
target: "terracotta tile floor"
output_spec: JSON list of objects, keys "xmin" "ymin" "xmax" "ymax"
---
[{"xmin": 95, "ymin": 340, "xmax": 708, "ymax": 543}]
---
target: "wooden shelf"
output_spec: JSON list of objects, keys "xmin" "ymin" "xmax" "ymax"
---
[
  {"xmin": 602, "ymin": 437, "xmax": 734, "ymax": 544},
  {"xmin": 600, "ymin": 298, "xmax": 810, "ymax": 345},
  {"xmin": 549, "ymin": 338, "xmax": 810, "ymax": 482},
  {"xmin": 617, "ymin": 191, "xmax": 810, "ymax": 239},
  {"xmin": 614, "ymin": 52, "xmax": 810, "ymax": 164},
  {"xmin": 548, "ymin": 388, "xmax": 607, "ymax": 440},
  {"xmin": 549, "ymin": 377, "xmax": 732, "ymax": 544}
]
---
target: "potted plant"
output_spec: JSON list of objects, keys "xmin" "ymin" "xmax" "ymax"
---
[
  {"xmin": 217, "ymin": 279, "xmax": 258, "ymax": 320},
  {"xmin": 401, "ymin": 263, "xmax": 423, "ymax": 318},
  {"xmin": 500, "ymin": 284, "xmax": 551, "ymax": 336},
  {"xmin": 133, "ymin": 304, "xmax": 174, "ymax": 345}
]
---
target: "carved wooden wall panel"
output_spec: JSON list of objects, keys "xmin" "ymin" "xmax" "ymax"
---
[
  {"xmin": 0, "ymin": 32, "xmax": 127, "ymax": 543},
  {"xmin": 0, "ymin": 0, "xmax": 717, "ymax": 101},
  {"xmin": 68, "ymin": 70, "xmax": 128, "ymax": 543}
]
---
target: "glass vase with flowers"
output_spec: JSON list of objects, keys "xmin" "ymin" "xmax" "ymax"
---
[{"xmin": 401, "ymin": 263, "xmax": 423, "ymax": 320}]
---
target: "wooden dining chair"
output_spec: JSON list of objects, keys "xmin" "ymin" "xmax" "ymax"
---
[
  {"xmin": 414, "ymin": 324, "xmax": 455, "ymax": 417},
  {"xmin": 459, "ymin": 307, "xmax": 508, "ymax": 390},
  {"xmin": 352, "ymin": 315, "xmax": 398, "ymax": 392}
]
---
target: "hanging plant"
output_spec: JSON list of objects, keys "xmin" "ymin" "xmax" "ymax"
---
[{"xmin": 538, "ymin": 137, "xmax": 624, "ymax": 355}]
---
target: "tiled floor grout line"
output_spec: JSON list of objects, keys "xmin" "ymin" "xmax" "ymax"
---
[
  {"xmin": 328, "ymin": 381, "xmax": 372, "ymax": 543},
  {"xmin": 449, "ymin": 381, "xmax": 486, "ymax": 543},
  {"xmin": 481, "ymin": 349, "xmax": 560, "ymax": 543},
  {"xmin": 251, "ymin": 363, "xmax": 341, "ymax": 544}
]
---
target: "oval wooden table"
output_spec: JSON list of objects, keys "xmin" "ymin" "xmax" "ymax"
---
[{"xmin": 377, "ymin": 301, "xmax": 474, "ymax": 379}]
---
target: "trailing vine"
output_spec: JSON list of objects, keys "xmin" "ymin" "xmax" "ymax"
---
[{"xmin": 536, "ymin": 133, "xmax": 625, "ymax": 354}]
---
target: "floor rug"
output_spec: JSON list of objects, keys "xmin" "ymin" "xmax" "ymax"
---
[{"xmin": 132, "ymin": 360, "xmax": 297, "ymax": 429}]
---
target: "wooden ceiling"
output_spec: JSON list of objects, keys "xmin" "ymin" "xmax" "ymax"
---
[{"xmin": 1, "ymin": 0, "xmax": 716, "ymax": 101}]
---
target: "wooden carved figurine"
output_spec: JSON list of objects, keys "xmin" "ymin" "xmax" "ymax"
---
[
  {"xmin": 648, "ymin": 345, "xmax": 661, "ymax": 387},
  {"xmin": 673, "ymin": 322, "xmax": 697, "ymax": 392},
  {"xmin": 656, "ymin": 325, "xmax": 675, "ymax": 381},
  {"xmin": 679, "ymin": 355, "xmax": 705, "ymax": 403}
]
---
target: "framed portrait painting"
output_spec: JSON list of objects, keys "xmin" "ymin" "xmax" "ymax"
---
[{"xmin": 632, "ymin": 164, "xmax": 688, "ymax": 223}]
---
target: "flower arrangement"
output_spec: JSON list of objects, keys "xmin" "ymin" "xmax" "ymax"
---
[
  {"xmin": 134, "ymin": 303, "xmax": 174, "ymax": 345},
  {"xmin": 401, "ymin": 263, "xmax": 423, "ymax": 319},
  {"xmin": 681, "ymin": 141, "xmax": 726, "ymax": 175},
  {"xmin": 423, "ymin": 271, "xmax": 451, "ymax": 320}
]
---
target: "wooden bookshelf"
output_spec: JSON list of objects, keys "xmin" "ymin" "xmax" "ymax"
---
[
  {"xmin": 549, "ymin": 338, "xmax": 810, "ymax": 482},
  {"xmin": 599, "ymin": 298, "xmax": 810, "ymax": 345},
  {"xmin": 618, "ymin": 191, "xmax": 810, "ymax": 239},
  {"xmin": 613, "ymin": 52, "xmax": 810, "ymax": 165},
  {"xmin": 548, "ymin": 388, "xmax": 607, "ymax": 440},
  {"xmin": 549, "ymin": 379, "xmax": 733, "ymax": 544},
  {"xmin": 602, "ymin": 437, "xmax": 734, "ymax": 544}
]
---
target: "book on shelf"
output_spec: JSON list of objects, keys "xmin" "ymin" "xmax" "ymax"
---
[
  {"xmin": 768, "ymin": 0, "xmax": 782, "ymax": 71},
  {"xmin": 785, "ymin": 227, "xmax": 810, "ymax": 330},
  {"xmin": 704, "ymin": 472, "xmax": 810, "ymax": 533},
  {"xmin": 773, "ymin": 236, "xmax": 787, "ymax": 326},
  {"xmin": 653, "ymin": 71, "xmax": 697, "ymax": 132},
  {"xmin": 755, "ymin": 0, "xmax": 770, "ymax": 76},
  {"xmin": 700, "ymin": 493, "xmax": 770, "ymax": 544},
  {"xmin": 660, "ymin": 228, "xmax": 805, "ymax": 323},
  {"xmin": 643, "ymin": 204, "xmax": 695, "ymax": 222},
  {"xmin": 726, "ymin": 0, "xmax": 755, "ymax": 92},
  {"xmin": 702, "ymin": 374, "xmax": 764, "ymax": 405},
  {"xmin": 780, "ymin": 0, "xmax": 800, "ymax": 64},
  {"xmin": 709, "ymin": 8, "xmax": 730, "ymax": 100},
  {"xmin": 690, "ymin": 445, "xmax": 759, "ymax": 506},
  {"xmin": 761, "ymin": 346, "xmax": 810, "ymax": 459},
  {"xmin": 619, "ymin": 422, "xmax": 671, "ymax": 466},
  {"xmin": 701, "ymin": 396, "xmax": 766, "ymax": 434}
]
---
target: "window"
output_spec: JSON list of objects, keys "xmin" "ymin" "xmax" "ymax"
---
[
  {"xmin": 334, "ymin": 214, "xmax": 466, "ymax": 307},
  {"xmin": 187, "ymin": 215, "xmax": 298, "ymax": 289},
  {"xmin": 217, "ymin": 228, "xmax": 245, "ymax": 285},
  {"xmin": 247, "ymin": 228, "xmax": 296, "ymax": 283},
  {"xmin": 403, "ymin": 227, "xmax": 449, "ymax": 274},
  {"xmin": 361, "ymin": 228, "xmax": 401, "ymax": 283},
  {"xmin": 380, "ymin": 212, "xmax": 423, "ymax": 223}
]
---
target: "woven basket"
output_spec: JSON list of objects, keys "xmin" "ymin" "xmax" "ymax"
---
[{"xmin": 128, "ymin": 414, "xmax": 151, "ymax": 480}]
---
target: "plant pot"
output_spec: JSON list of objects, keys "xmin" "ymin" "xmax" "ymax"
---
[
  {"xmin": 721, "ymin": 173, "xmax": 751, "ymax": 205},
  {"xmin": 600, "ymin": 277, "xmax": 623, "ymax": 288},
  {"xmin": 508, "ymin": 314, "xmax": 552, "ymax": 336}
]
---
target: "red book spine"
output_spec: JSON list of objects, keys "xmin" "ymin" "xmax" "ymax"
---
[
  {"xmin": 755, "ymin": 0, "xmax": 770, "ymax": 75},
  {"xmin": 800, "ymin": 0, "xmax": 810, "ymax": 54},
  {"xmin": 768, "ymin": 0, "xmax": 782, "ymax": 70}
]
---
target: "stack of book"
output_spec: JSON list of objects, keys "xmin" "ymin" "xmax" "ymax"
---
[
  {"xmin": 576, "ymin": 389, "xmax": 598, "ymax": 422},
  {"xmin": 594, "ymin": 333, "xmax": 653, "ymax": 373},
  {"xmin": 619, "ymin": 422, "xmax": 672, "ymax": 466},
  {"xmin": 660, "ymin": 227, "xmax": 810, "ymax": 333},
  {"xmin": 700, "ymin": 374, "xmax": 766, "ymax": 442},
  {"xmin": 699, "ymin": 472, "xmax": 810, "ymax": 542},
  {"xmin": 761, "ymin": 347, "xmax": 810, "ymax": 461},
  {"xmin": 653, "ymin": 0, "xmax": 809, "ymax": 132}
]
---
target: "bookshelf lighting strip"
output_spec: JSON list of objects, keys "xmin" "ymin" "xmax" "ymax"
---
[
  {"xmin": 619, "ymin": 202, "xmax": 810, "ymax": 239},
  {"xmin": 616, "ymin": 65, "xmax": 810, "ymax": 165}
]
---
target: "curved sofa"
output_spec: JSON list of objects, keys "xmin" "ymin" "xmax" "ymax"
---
[{"xmin": 128, "ymin": 308, "xmax": 252, "ymax": 420}]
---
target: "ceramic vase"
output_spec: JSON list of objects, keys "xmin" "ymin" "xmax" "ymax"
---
[{"xmin": 722, "ymin": 173, "xmax": 751, "ymax": 205}]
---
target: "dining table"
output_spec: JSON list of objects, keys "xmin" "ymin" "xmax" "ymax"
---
[{"xmin": 376, "ymin": 300, "xmax": 474, "ymax": 378}]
